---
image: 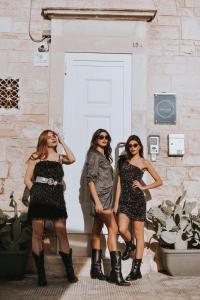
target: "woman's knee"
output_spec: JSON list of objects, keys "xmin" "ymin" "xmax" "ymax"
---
[
  {"xmin": 54, "ymin": 223, "xmax": 66, "ymax": 237},
  {"xmin": 118, "ymin": 224, "xmax": 128, "ymax": 236}
]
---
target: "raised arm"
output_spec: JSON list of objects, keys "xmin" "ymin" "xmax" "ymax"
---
[{"xmin": 57, "ymin": 133, "xmax": 76, "ymax": 164}]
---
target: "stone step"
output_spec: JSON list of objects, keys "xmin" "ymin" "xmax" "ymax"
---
[{"xmin": 27, "ymin": 253, "xmax": 156, "ymax": 277}]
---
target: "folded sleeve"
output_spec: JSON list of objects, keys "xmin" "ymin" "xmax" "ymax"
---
[{"xmin": 86, "ymin": 152, "xmax": 100, "ymax": 184}]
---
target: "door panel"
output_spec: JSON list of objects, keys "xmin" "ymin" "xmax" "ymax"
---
[{"xmin": 64, "ymin": 53, "xmax": 131, "ymax": 233}]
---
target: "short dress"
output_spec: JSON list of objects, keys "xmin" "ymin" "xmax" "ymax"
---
[
  {"xmin": 28, "ymin": 160, "xmax": 68, "ymax": 220},
  {"xmin": 117, "ymin": 159, "xmax": 146, "ymax": 221},
  {"xmin": 86, "ymin": 149, "xmax": 113, "ymax": 216}
]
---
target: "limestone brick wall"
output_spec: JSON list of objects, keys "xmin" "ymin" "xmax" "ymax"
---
[
  {"xmin": 0, "ymin": 0, "xmax": 199, "ymax": 215},
  {"xmin": 147, "ymin": 0, "xmax": 200, "ymax": 207}
]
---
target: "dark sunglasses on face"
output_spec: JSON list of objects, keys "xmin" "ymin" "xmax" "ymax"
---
[
  {"xmin": 98, "ymin": 135, "xmax": 109, "ymax": 140},
  {"xmin": 128, "ymin": 143, "xmax": 139, "ymax": 149}
]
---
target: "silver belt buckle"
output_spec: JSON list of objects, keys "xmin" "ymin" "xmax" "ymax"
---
[{"xmin": 47, "ymin": 178, "xmax": 57, "ymax": 186}]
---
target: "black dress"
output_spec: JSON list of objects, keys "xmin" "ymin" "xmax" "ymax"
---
[
  {"xmin": 117, "ymin": 159, "xmax": 146, "ymax": 221},
  {"xmin": 28, "ymin": 160, "xmax": 68, "ymax": 220}
]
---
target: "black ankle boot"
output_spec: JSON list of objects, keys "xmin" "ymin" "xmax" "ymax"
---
[
  {"xmin": 90, "ymin": 249, "xmax": 107, "ymax": 280},
  {"xmin": 126, "ymin": 258, "xmax": 142, "ymax": 281},
  {"xmin": 32, "ymin": 250, "xmax": 47, "ymax": 286},
  {"xmin": 122, "ymin": 239, "xmax": 136, "ymax": 261},
  {"xmin": 109, "ymin": 251, "xmax": 131, "ymax": 286},
  {"xmin": 59, "ymin": 249, "xmax": 78, "ymax": 283}
]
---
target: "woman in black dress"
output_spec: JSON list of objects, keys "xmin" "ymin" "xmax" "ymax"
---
[
  {"xmin": 114, "ymin": 135, "xmax": 162, "ymax": 281},
  {"xmin": 86, "ymin": 129, "xmax": 130, "ymax": 286},
  {"xmin": 24, "ymin": 130, "xmax": 78, "ymax": 286}
]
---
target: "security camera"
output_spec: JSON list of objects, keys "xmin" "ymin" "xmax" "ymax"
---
[{"xmin": 38, "ymin": 44, "xmax": 48, "ymax": 52}]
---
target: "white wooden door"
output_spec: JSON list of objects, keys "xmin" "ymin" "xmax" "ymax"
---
[{"xmin": 63, "ymin": 53, "xmax": 131, "ymax": 233}]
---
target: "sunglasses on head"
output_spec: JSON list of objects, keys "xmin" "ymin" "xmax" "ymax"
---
[
  {"xmin": 98, "ymin": 135, "xmax": 109, "ymax": 140},
  {"xmin": 128, "ymin": 143, "xmax": 139, "ymax": 149}
]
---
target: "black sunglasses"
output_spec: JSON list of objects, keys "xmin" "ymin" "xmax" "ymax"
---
[
  {"xmin": 98, "ymin": 135, "xmax": 109, "ymax": 140},
  {"xmin": 128, "ymin": 143, "xmax": 139, "ymax": 149}
]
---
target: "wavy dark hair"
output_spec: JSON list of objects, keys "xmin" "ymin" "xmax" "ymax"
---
[
  {"xmin": 125, "ymin": 135, "xmax": 144, "ymax": 159},
  {"xmin": 87, "ymin": 128, "xmax": 112, "ymax": 162}
]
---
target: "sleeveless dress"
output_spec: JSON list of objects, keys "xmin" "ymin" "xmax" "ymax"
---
[
  {"xmin": 117, "ymin": 159, "xmax": 146, "ymax": 221},
  {"xmin": 86, "ymin": 150, "xmax": 113, "ymax": 216},
  {"xmin": 28, "ymin": 160, "xmax": 67, "ymax": 220}
]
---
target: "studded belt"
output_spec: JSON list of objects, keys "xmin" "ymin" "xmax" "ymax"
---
[{"xmin": 35, "ymin": 176, "xmax": 64, "ymax": 186}]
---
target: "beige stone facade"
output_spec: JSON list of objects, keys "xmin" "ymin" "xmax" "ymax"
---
[{"xmin": 0, "ymin": 0, "xmax": 200, "ymax": 270}]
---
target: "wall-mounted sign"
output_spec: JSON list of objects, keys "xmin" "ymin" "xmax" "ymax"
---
[{"xmin": 154, "ymin": 93, "xmax": 176, "ymax": 124}]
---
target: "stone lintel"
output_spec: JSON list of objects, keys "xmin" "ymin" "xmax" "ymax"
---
[{"xmin": 42, "ymin": 7, "xmax": 157, "ymax": 22}]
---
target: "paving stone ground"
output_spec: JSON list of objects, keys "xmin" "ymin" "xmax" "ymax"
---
[{"xmin": 0, "ymin": 273, "xmax": 200, "ymax": 300}]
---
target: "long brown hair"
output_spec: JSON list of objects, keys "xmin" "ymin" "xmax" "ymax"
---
[
  {"xmin": 125, "ymin": 135, "xmax": 144, "ymax": 159},
  {"xmin": 30, "ymin": 130, "xmax": 57, "ymax": 160},
  {"xmin": 87, "ymin": 128, "xmax": 112, "ymax": 162}
]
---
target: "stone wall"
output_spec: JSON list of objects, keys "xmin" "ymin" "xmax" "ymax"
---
[{"xmin": 0, "ymin": 0, "xmax": 199, "ymax": 215}]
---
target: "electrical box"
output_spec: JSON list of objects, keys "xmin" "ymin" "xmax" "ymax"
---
[
  {"xmin": 148, "ymin": 135, "xmax": 160, "ymax": 161},
  {"xmin": 168, "ymin": 134, "xmax": 185, "ymax": 156}
]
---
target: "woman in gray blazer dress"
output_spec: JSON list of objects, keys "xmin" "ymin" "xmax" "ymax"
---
[{"xmin": 86, "ymin": 128, "xmax": 130, "ymax": 286}]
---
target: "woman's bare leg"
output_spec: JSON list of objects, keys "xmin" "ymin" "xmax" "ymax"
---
[
  {"xmin": 54, "ymin": 218, "xmax": 70, "ymax": 253},
  {"xmin": 32, "ymin": 219, "xmax": 45, "ymax": 254},
  {"xmin": 92, "ymin": 216, "xmax": 104, "ymax": 249},
  {"xmin": 132, "ymin": 221, "xmax": 144, "ymax": 259},
  {"xmin": 118, "ymin": 213, "xmax": 131, "ymax": 242},
  {"xmin": 98, "ymin": 210, "xmax": 118, "ymax": 251}
]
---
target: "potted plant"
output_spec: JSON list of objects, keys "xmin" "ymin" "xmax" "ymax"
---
[
  {"xmin": 147, "ymin": 190, "xmax": 200, "ymax": 276},
  {"xmin": 0, "ymin": 192, "xmax": 32, "ymax": 280}
]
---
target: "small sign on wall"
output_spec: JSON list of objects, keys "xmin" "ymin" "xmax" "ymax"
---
[{"xmin": 154, "ymin": 93, "xmax": 176, "ymax": 124}]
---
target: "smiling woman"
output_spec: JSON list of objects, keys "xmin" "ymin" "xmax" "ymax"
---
[{"xmin": 24, "ymin": 129, "xmax": 78, "ymax": 287}]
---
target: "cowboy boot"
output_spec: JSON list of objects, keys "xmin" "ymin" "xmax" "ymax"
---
[
  {"xmin": 32, "ymin": 250, "xmax": 47, "ymax": 286},
  {"xmin": 126, "ymin": 258, "xmax": 142, "ymax": 281},
  {"xmin": 59, "ymin": 249, "xmax": 78, "ymax": 283},
  {"xmin": 109, "ymin": 251, "xmax": 130, "ymax": 286},
  {"xmin": 90, "ymin": 249, "xmax": 107, "ymax": 280},
  {"xmin": 122, "ymin": 239, "xmax": 136, "ymax": 260}
]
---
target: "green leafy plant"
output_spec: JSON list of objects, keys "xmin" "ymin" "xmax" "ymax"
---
[
  {"xmin": 147, "ymin": 191, "xmax": 200, "ymax": 249},
  {"xmin": 0, "ymin": 192, "xmax": 32, "ymax": 251}
]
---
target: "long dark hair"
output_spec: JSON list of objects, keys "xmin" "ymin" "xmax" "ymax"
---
[
  {"xmin": 87, "ymin": 128, "xmax": 112, "ymax": 162},
  {"xmin": 125, "ymin": 135, "xmax": 144, "ymax": 159}
]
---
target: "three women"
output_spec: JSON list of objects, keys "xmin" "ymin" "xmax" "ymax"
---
[{"xmin": 25, "ymin": 129, "xmax": 162, "ymax": 286}]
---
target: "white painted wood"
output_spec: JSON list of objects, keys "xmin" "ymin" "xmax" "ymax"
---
[{"xmin": 63, "ymin": 53, "xmax": 131, "ymax": 233}]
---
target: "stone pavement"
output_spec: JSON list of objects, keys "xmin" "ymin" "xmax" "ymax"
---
[{"xmin": 0, "ymin": 273, "xmax": 200, "ymax": 300}]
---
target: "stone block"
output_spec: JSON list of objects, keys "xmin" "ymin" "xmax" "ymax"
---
[
  {"xmin": 194, "ymin": 8, "xmax": 200, "ymax": 16},
  {"xmin": 9, "ymin": 162, "xmax": 26, "ymax": 179},
  {"xmin": 185, "ymin": 0, "xmax": 200, "ymax": 7},
  {"xmin": 151, "ymin": 25, "xmax": 180, "ymax": 40},
  {"xmin": 8, "ymin": 51, "xmax": 32, "ymax": 63},
  {"xmin": 0, "ymin": 17, "xmax": 12, "ymax": 33},
  {"xmin": 183, "ymin": 155, "xmax": 200, "ymax": 166},
  {"xmin": 172, "ymin": 74, "xmax": 200, "ymax": 92},
  {"xmin": 164, "ymin": 63, "xmax": 186, "ymax": 74},
  {"xmin": 156, "ymin": 0, "xmax": 177, "ymax": 16},
  {"xmin": 188, "ymin": 167, "xmax": 200, "ymax": 180},
  {"xmin": 149, "ymin": 75, "xmax": 171, "ymax": 93},
  {"xmin": 187, "ymin": 57, "xmax": 200, "ymax": 74},
  {"xmin": 12, "ymin": 21, "xmax": 28, "ymax": 34},
  {"xmin": 22, "ymin": 125, "xmax": 46, "ymax": 139},
  {"xmin": 0, "ymin": 162, "xmax": 9, "ymax": 178},
  {"xmin": 7, "ymin": 147, "xmax": 25, "ymax": 162},
  {"xmin": 157, "ymin": 16, "xmax": 181, "ymax": 26},
  {"xmin": 180, "ymin": 45, "xmax": 195, "ymax": 55},
  {"xmin": 177, "ymin": 7, "xmax": 194, "ymax": 16},
  {"xmin": 0, "ymin": 179, "xmax": 5, "ymax": 194},
  {"xmin": 0, "ymin": 140, "xmax": 7, "ymax": 161},
  {"xmin": 182, "ymin": 17, "xmax": 200, "ymax": 40},
  {"xmin": 183, "ymin": 181, "xmax": 200, "ymax": 197},
  {"xmin": 21, "ymin": 103, "xmax": 48, "ymax": 115},
  {"xmin": 166, "ymin": 167, "xmax": 189, "ymax": 185},
  {"xmin": 0, "ymin": 51, "xmax": 8, "ymax": 77}
]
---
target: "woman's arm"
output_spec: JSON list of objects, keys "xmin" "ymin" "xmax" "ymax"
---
[
  {"xmin": 57, "ymin": 133, "xmax": 76, "ymax": 164},
  {"xmin": 24, "ymin": 159, "xmax": 36, "ymax": 190},
  {"xmin": 113, "ymin": 175, "xmax": 121, "ymax": 213},
  {"xmin": 133, "ymin": 160, "xmax": 162, "ymax": 191},
  {"xmin": 88, "ymin": 181, "xmax": 103, "ymax": 214}
]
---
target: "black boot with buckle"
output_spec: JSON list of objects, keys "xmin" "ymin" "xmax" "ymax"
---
[
  {"xmin": 109, "ymin": 251, "xmax": 131, "ymax": 286},
  {"xmin": 59, "ymin": 249, "xmax": 78, "ymax": 283},
  {"xmin": 90, "ymin": 249, "xmax": 107, "ymax": 280},
  {"xmin": 126, "ymin": 258, "xmax": 142, "ymax": 281},
  {"xmin": 32, "ymin": 250, "xmax": 47, "ymax": 286},
  {"xmin": 122, "ymin": 239, "xmax": 136, "ymax": 261}
]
